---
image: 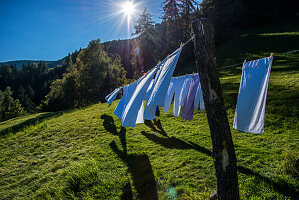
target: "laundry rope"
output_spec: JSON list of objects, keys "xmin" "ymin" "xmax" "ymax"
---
[
  {"xmin": 182, "ymin": 35, "xmax": 195, "ymax": 46},
  {"xmin": 217, "ymin": 49, "xmax": 299, "ymax": 70}
]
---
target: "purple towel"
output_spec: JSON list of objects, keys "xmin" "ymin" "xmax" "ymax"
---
[{"xmin": 181, "ymin": 74, "xmax": 200, "ymax": 120}]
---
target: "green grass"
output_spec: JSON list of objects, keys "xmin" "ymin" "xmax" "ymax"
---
[{"xmin": 0, "ymin": 19, "xmax": 299, "ymax": 199}]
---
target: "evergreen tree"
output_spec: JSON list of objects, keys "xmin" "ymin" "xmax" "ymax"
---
[
  {"xmin": 133, "ymin": 8, "xmax": 160, "ymax": 73},
  {"xmin": 162, "ymin": 0, "xmax": 183, "ymax": 41},
  {"xmin": 179, "ymin": 0, "xmax": 198, "ymax": 39},
  {"xmin": 0, "ymin": 87, "xmax": 25, "ymax": 122}
]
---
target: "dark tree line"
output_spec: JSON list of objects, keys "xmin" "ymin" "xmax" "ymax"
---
[
  {"xmin": 0, "ymin": 40, "xmax": 127, "ymax": 117},
  {"xmin": 0, "ymin": 61, "xmax": 67, "ymax": 114}
]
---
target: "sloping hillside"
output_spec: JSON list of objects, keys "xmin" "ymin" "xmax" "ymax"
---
[{"xmin": 0, "ymin": 20, "xmax": 298, "ymax": 199}]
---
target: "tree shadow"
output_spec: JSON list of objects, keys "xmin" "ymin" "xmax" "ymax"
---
[
  {"xmin": 0, "ymin": 112, "xmax": 62, "ymax": 136},
  {"xmin": 109, "ymin": 141, "xmax": 158, "ymax": 200},
  {"xmin": 237, "ymin": 166, "xmax": 298, "ymax": 199},
  {"xmin": 121, "ymin": 182, "xmax": 133, "ymax": 200},
  {"xmin": 141, "ymin": 131, "xmax": 298, "ymax": 198},
  {"xmin": 141, "ymin": 131, "xmax": 212, "ymax": 156}
]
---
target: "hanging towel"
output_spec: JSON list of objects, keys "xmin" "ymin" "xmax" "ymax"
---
[
  {"xmin": 169, "ymin": 74, "xmax": 191, "ymax": 116},
  {"xmin": 178, "ymin": 75, "xmax": 191, "ymax": 106},
  {"xmin": 122, "ymin": 67, "xmax": 158, "ymax": 127},
  {"xmin": 147, "ymin": 47, "xmax": 182, "ymax": 107},
  {"xmin": 181, "ymin": 73, "xmax": 200, "ymax": 120},
  {"xmin": 233, "ymin": 57, "xmax": 273, "ymax": 134},
  {"xmin": 114, "ymin": 85, "xmax": 129, "ymax": 119},
  {"xmin": 145, "ymin": 79, "xmax": 154, "ymax": 100},
  {"xmin": 194, "ymin": 79, "xmax": 205, "ymax": 111},
  {"xmin": 145, "ymin": 47, "xmax": 182, "ymax": 120},
  {"xmin": 174, "ymin": 76, "xmax": 190, "ymax": 116},
  {"xmin": 163, "ymin": 78, "xmax": 176, "ymax": 113},
  {"xmin": 144, "ymin": 104, "xmax": 157, "ymax": 120},
  {"xmin": 135, "ymin": 101, "xmax": 145, "ymax": 124},
  {"xmin": 105, "ymin": 87, "xmax": 122, "ymax": 104},
  {"xmin": 144, "ymin": 62, "xmax": 164, "ymax": 120}
]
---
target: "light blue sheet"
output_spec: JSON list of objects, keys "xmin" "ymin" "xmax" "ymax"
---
[
  {"xmin": 147, "ymin": 47, "xmax": 182, "ymax": 107},
  {"xmin": 105, "ymin": 87, "xmax": 122, "ymax": 104},
  {"xmin": 114, "ymin": 85, "xmax": 129, "ymax": 119},
  {"xmin": 122, "ymin": 67, "xmax": 158, "ymax": 127},
  {"xmin": 144, "ymin": 47, "xmax": 182, "ymax": 120},
  {"xmin": 178, "ymin": 75, "xmax": 191, "ymax": 107},
  {"xmin": 233, "ymin": 57, "xmax": 273, "ymax": 134},
  {"xmin": 144, "ymin": 62, "xmax": 164, "ymax": 120},
  {"xmin": 163, "ymin": 78, "xmax": 175, "ymax": 113},
  {"xmin": 163, "ymin": 75, "xmax": 192, "ymax": 117},
  {"xmin": 172, "ymin": 76, "xmax": 186, "ymax": 116}
]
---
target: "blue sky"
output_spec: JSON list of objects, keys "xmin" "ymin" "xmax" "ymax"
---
[{"xmin": 0, "ymin": 0, "xmax": 164, "ymax": 62}]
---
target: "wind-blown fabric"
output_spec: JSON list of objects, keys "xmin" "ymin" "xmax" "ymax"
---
[
  {"xmin": 145, "ymin": 80, "xmax": 154, "ymax": 100},
  {"xmin": 147, "ymin": 47, "xmax": 182, "ymax": 107},
  {"xmin": 233, "ymin": 57, "xmax": 273, "ymax": 134},
  {"xmin": 144, "ymin": 62, "xmax": 164, "ymax": 120},
  {"xmin": 105, "ymin": 87, "xmax": 122, "ymax": 104},
  {"xmin": 178, "ymin": 75, "xmax": 191, "ymax": 107},
  {"xmin": 194, "ymin": 79, "xmax": 205, "ymax": 111},
  {"xmin": 181, "ymin": 73, "xmax": 200, "ymax": 120},
  {"xmin": 163, "ymin": 78, "xmax": 175, "ymax": 113},
  {"xmin": 114, "ymin": 85, "xmax": 129, "ymax": 119},
  {"xmin": 144, "ymin": 47, "xmax": 182, "ymax": 120},
  {"xmin": 163, "ymin": 76, "xmax": 188, "ymax": 116},
  {"xmin": 122, "ymin": 67, "xmax": 158, "ymax": 127}
]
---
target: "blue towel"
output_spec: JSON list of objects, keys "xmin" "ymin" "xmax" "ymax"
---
[
  {"xmin": 122, "ymin": 67, "xmax": 158, "ymax": 127},
  {"xmin": 233, "ymin": 57, "xmax": 273, "ymax": 134},
  {"xmin": 105, "ymin": 87, "xmax": 122, "ymax": 104},
  {"xmin": 178, "ymin": 75, "xmax": 191, "ymax": 107}
]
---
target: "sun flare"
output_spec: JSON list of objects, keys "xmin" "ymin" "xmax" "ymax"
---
[{"xmin": 121, "ymin": 1, "xmax": 136, "ymax": 17}]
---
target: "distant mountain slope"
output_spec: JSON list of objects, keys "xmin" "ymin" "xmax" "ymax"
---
[{"xmin": 0, "ymin": 58, "xmax": 65, "ymax": 69}]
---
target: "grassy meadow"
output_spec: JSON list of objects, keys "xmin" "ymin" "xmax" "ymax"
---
[{"xmin": 0, "ymin": 19, "xmax": 298, "ymax": 199}]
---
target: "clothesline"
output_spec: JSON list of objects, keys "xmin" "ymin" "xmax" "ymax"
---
[
  {"xmin": 106, "ymin": 44, "xmax": 274, "ymax": 133},
  {"xmin": 181, "ymin": 35, "xmax": 195, "ymax": 46},
  {"xmin": 180, "ymin": 35, "xmax": 298, "ymax": 71},
  {"xmin": 217, "ymin": 49, "xmax": 299, "ymax": 70}
]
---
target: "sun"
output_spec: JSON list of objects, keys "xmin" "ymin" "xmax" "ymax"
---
[{"xmin": 121, "ymin": 1, "xmax": 136, "ymax": 17}]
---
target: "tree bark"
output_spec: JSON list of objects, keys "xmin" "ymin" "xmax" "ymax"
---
[{"xmin": 192, "ymin": 18, "xmax": 240, "ymax": 200}]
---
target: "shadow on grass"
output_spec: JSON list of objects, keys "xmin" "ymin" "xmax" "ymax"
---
[
  {"xmin": 141, "ymin": 131, "xmax": 298, "ymax": 199},
  {"xmin": 0, "ymin": 112, "xmax": 62, "ymax": 136},
  {"xmin": 121, "ymin": 182, "xmax": 133, "ymax": 200},
  {"xmin": 141, "ymin": 131, "xmax": 212, "ymax": 156},
  {"xmin": 101, "ymin": 114, "xmax": 118, "ymax": 135},
  {"xmin": 237, "ymin": 166, "xmax": 298, "ymax": 199},
  {"xmin": 109, "ymin": 140, "xmax": 158, "ymax": 200},
  {"xmin": 144, "ymin": 119, "xmax": 167, "ymax": 137},
  {"xmin": 101, "ymin": 114, "xmax": 128, "ymax": 153}
]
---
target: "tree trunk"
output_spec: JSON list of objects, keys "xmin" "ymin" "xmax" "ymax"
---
[{"xmin": 191, "ymin": 18, "xmax": 240, "ymax": 200}]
